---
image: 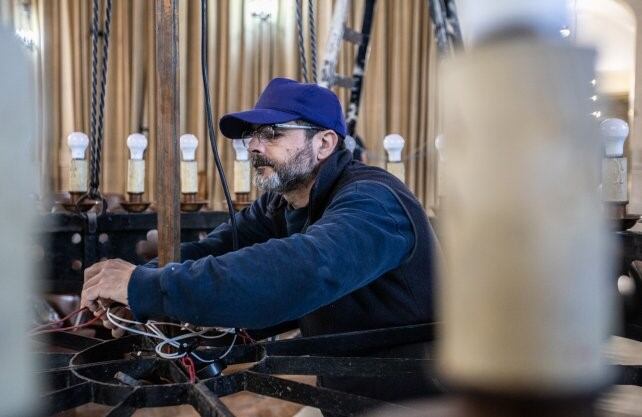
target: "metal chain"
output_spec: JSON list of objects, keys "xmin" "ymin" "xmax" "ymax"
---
[
  {"xmin": 295, "ymin": 0, "xmax": 308, "ymax": 82},
  {"xmin": 87, "ymin": 0, "xmax": 112, "ymax": 200},
  {"xmin": 308, "ymin": 0, "xmax": 317, "ymax": 83},
  {"xmin": 88, "ymin": 0, "xmax": 99, "ymax": 198},
  {"xmin": 91, "ymin": 0, "xmax": 113, "ymax": 199}
]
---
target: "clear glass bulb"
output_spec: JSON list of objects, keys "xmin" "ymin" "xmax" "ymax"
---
[
  {"xmin": 67, "ymin": 132, "xmax": 89, "ymax": 160},
  {"xmin": 383, "ymin": 134, "xmax": 405, "ymax": 162},
  {"xmin": 180, "ymin": 134, "xmax": 199, "ymax": 161},
  {"xmin": 126, "ymin": 133, "xmax": 148, "ymax": 160}
]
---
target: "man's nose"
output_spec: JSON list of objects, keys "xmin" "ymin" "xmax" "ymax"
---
[{"xmin": 246, "ymin": 137, "xmax": 263, "ymax": 153}]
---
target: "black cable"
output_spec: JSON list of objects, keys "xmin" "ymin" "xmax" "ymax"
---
[
  {"xmin": 92, "ymin": 0, "xmax": 113, "ymax": 200},
  {"xmin": 88, "ymin": 0, "xmax": 99, "ymax": 196},
  {"xmin": 308, "ymin": 0, "xmax": 317, "ymax": 83},
  {"xmin": 201, "ymin": 0, "xmax": 239, "ymax": 250},
  {"xmin": 295, "ymin": 0, "xmax": 308, "ymax": 82}
]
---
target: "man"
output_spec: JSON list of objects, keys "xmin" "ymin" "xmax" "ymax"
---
[{"xmin": 81, "ymin": 77, "xmax": 439, "ymax": 402}]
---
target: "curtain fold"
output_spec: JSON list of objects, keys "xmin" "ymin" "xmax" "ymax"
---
[{"xmin": 8, "ymin": 0, "xmax": 439, "ymax": 211}]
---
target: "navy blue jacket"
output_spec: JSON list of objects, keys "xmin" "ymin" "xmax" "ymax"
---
[{"xmin": 128, "ymin": 149, "xmax": 438, "ymax": 337}]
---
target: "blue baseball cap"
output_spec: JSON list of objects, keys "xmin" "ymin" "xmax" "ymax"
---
[{"xmin": 219, "ymin": 78, "xmax": 347, "ymax": 139}]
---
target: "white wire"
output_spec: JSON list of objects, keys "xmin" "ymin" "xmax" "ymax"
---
[
  {"xmin": 106, "ymin": 308, "xmax": 239, "ymax": 364},
  {"xmin": 191, "ymin": 333, "xmax": 237, "ymax": 363},
  {"xmin": 155, "ymin": 330, "xmax": 207, "ymax": 359},
  {"xmin": 105, "ymin": 309, "xmax": 165, "ymax": 340}
]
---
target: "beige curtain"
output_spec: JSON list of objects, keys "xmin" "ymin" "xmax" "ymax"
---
[{"xmin": 5, "ymin": 0, "xmax": 439, "ymax": 212}]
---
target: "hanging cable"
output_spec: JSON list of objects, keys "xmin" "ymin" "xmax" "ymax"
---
[
  {"xmin": 86, "ymin": 0, "xmax": 113, "ymax": 203},
  {"xmin": 91, "ymin": 0, "xmax": 113, "ymax": 200},
  {"xmin": 201, "ymin": 0, "xmax": 238, "ymax": 250},
  {"xmin": 308, "ymin": 0, "xmax": 317, "ymax": 83},
  {"xmin": 295, "ymin": 0, "xmax": 308, "ymax": 82},
  {"xmin": 88, "ymin": 0, "xmax": 99, "ymax": 198}
]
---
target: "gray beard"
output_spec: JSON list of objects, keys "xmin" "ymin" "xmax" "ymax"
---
[{"xmin": 253, "ymin": 143, "xmax": 318, "ymax": 193}]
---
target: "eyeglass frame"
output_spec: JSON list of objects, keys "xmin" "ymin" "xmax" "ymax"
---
[{"xmin": 240, "ymin": 123, "xmax": 323, "ymax": 147}]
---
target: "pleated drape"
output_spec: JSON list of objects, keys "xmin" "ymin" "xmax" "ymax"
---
[{"xmin": 2, "ymin": 0, "xmax": 440, "ymax": 213}]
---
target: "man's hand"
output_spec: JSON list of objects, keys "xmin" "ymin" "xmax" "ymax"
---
[
  {"xmin": 99, "ymin": 305, "xmax": 129, "ymax": 338},
  {"xmin": 81, "ymin": 258, "xmax": 135, "ymax": 313}
]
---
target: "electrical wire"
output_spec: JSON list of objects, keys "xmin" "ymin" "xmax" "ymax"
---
[
  {"xmin": 201, "ymin": 0, "xmax": 238, "ymax": 251},
  {"xmin": 105, "ymin": 308, "xmax": 238, "ymax": 364},
  {"xmin": 180, "ymin": 356, "xmax": 197, "ymax": 383},
  {"xmin": 30, "ymin": 312, "xmax": 101, "ymax": 336},
  {"xmin": 31, "ymin": 307, "xmax": 89, "ymax": 332},
  {"xmin": 191, "ymin": 333, "xmax": 237, "ymax": 363}
]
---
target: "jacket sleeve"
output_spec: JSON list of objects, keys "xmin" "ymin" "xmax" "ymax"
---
[
  {"xmin": 127, "ymin": 181, "xmax": 414, "ymax": 327},
  {"xmin": 142, "ymin": 193, "xmax": 276, "ymax": 268}
]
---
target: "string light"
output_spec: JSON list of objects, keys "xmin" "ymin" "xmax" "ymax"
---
[{"xmin": 590, "ymin": 78, "xmax": 602, "ymax": 120}]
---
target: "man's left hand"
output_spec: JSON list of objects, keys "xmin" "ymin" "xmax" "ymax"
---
[{"xmin": 80, "ymin": 258, "xmax": 136, "ymax": 312}]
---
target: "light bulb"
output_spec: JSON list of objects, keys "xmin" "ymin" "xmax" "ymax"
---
[
  {"xmin": 67, "ymin": 132, "xmax": 89, "ymax": 160},
  {"xmin": 600, "ymin": 118, "xmax": 629, "ymax": 157},
  {"xmin": 232, "ymin": 139, "xmax": 249, "ymax": 161},
  {"xmin": 383, "ymin": 134, "xmax": 405, "ymax": 162},
  {"xmin": 126, "ymin": 133, "xmax": 148, "ymax": 160},
  {"xmin": 180, "ymin": 134, "xmax": 199, "ymax": 161},
  {"xmin": 344, "ymin": 136, "xmax": 356, "ymax": 153}
]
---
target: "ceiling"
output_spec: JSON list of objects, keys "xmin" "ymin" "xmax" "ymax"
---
[{"xmin": 571, "ymin": 0, "xmax": 636, "ymax": 94}]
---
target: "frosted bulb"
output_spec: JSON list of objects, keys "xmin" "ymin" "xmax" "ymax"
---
[
  {"xmin": 126, "ymin": 133, "xmax": 148, "ymax": 160},
  {"xmin": 383, "ymin": 134, "xmax": 405, "ymax": 162},
  {"xmin": 344, "ymin": 136, "xmax": 356, "ymax": 153},
  {"xmin": 600, "ymin": 118, "xmax": 629, "ymax": 157},
  {"xmin": 67, "ymin": 132, "xmax": 89, "ymax": 160},
  {"xmin": 180, "ymin": 134, "xmax": 199, "ymax": 161},
  {"xmin": 232, "ymin": 139, "xmax": 249, "ymax": 161}
]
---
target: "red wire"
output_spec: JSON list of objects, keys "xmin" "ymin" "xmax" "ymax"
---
[
  {"xmin": 31, "ymin": 307, "xmax": 91, "ymax": 332},
  {"xmin": 30, "ymin": 315, "xmax": 101, "ymax": 336},
  {"xmin": 239, "ymin": 329, "xmax": 255, "ymax": 344},
  {"xmin": 180, "ymin": 356, "xmax": 197, "ymax": 383}
]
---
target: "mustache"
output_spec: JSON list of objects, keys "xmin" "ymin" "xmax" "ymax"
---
[{"xmin": 251, "ymin": 154, "xmax": 275, "ymax": 168}]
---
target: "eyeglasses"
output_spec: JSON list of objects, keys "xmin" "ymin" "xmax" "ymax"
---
[{"xmin": 240, "ymin": 124, "xmax": 321, "ymax": 146}]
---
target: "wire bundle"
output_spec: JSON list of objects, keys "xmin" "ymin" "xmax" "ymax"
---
[
  {"xmin": 105, "ymin": 308, "xmax": 238, "ymax": 366},
  {"xmin": 30, "ymin": 307, "xmax": 101, "ymax": 336}
]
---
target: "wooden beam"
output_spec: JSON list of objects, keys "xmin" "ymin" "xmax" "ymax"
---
[{"xmin": 155, "ymin": 0, "xmax": 181, "ymax": 265}]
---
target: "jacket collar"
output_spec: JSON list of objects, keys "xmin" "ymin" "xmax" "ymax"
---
[{"xmin": 308, "ymin": 149, "xmax": 353, "ymax": 222}]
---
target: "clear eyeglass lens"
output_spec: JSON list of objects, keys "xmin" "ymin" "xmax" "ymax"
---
[{"xmin": 242, "ymin": 126, "xmax": 277, "ymax": 145}]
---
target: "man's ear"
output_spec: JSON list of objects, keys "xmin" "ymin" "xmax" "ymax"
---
[{"xmin": 316, "ymin": 130, "xmax": 339, "ymax": 161}]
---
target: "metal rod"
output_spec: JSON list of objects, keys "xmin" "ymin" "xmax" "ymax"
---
[{"xmin": 155, "ymin": 0, "xmax": 181, "ymax": 265}]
